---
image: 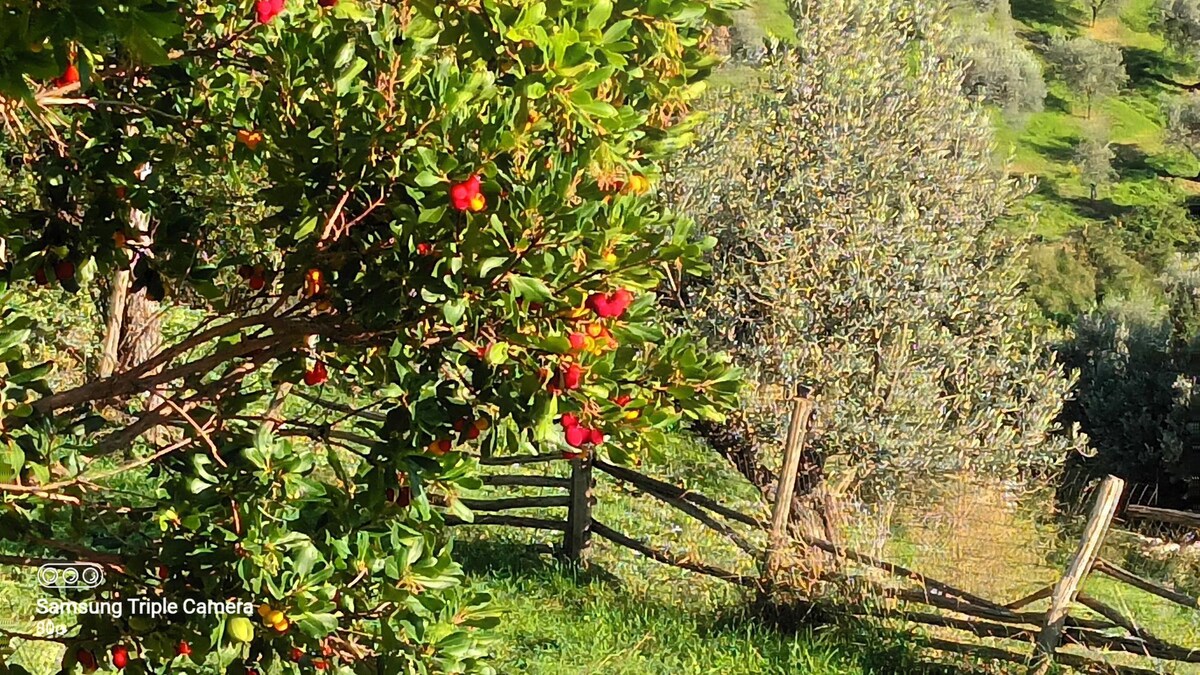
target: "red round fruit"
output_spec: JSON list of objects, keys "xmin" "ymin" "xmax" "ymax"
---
[
  {"xmin": 589, "ymin": 428, "xmax": 604, "ymax": 445},
  {"xmin": 304, "ymin": 361, "xmax": 329, "ymax": 386},
  {"xmin": 157, "ymin": 564, "xmax": 169, "ymax": 580},
  {"xmin": 314, "ymin": 659, "xmax": 328, "ymax": 670},
  {"xmin": 249, "ymin": 274, "xmax": 266, "ymax": 291},
  {"xmin": 450, "ymin": 184, "xmax": 469, "ymax": 201},
  {"xmin": 464, "ymin": 175, "xmax": 481, "ymax": 194},
  {"xmin": 176, "ymin": 641, "xmax": 192, "ymax": 657},
  {"xmin": 562, "ymin": 363, "xmax": 583, "ymax": 390},
  {"xmin": 560, "ymin": 413, "xmax": 579, "ymax": 428},
  {"xmin": 318, "ymin": 0, "xmax": 338, "ymax": 6},
  {"xmin": 55, "ymin": 64, "xmax": 80, "ymax": 87},
  {"xmin": 76, "ymin": 649, "xmax": 97, "ymax": 672},
  {"xmin": 34, "ymin": 267, "xmax": 48, "ymax": 286},
  {"xmin": 255, "ymin": 0, "xmax": 284, "ymax": 23},
  {"xmin": 290, "ymin": 647, "xmax": 304, "ymax": 662},
  {"xmin": 111, "ymin": 645, "xmax": 129, "ymax": 669},
  {"xmin": 565, "ymin": 425, "xmax": 589, "ymax": 448},
  {"xmin": 568, "ymin": 332, "xmax": 588, "ymax": 351},
  {"xmin": 467, "ymin": 426, "xmax": 480, "ymax": 440},
  {"xmin": 610, "ymin": 289, "xmax": 633, "ymax": 315},
  {"xmin": 54, "ymin": 259, "xmax": 75, "ymax": 281},
  {"xmin": 237, "ymin": 264, "xmax": 254, "ymax": 279},
  {"xmin": 613, "ymin": 395, "xmax": 632, "ymax": 407},
  {"xmin": 416, "ymin": 242, "xmax": 433, "ymax": 256}
]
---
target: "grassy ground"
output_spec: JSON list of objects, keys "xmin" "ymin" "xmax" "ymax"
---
[{"xmin": 998, "ymin": 0, "xmax": 1200, "ymax": 314}]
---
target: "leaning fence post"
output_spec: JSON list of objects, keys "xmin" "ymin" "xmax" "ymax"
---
[
  {"xmin": 1028, "ymin": 474, "xmax": 1125, "ymax": 675},
  {"xmin": 564, "ymin": 455, "xmax": 594, "ymax": 564},
  {"xmin": 764, "ymin": 393, "xmax": 815, "ymax": 581}
]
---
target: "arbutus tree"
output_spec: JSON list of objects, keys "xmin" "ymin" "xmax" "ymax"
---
[{"xmin": 0, "ymin": 1, "xmax": 739, "ymax": 673}]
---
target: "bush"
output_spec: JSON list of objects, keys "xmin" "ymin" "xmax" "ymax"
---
[
  {"xmin": 1058, "ymin": 257, "xmax": 1200, "ymax": 505},
  {"xmin": 0, "ymin": 1, "xmax": 738, "ymax": 673},
  {"xmin": 666, "ymin": 0, "xmax": 1083, "ymax": 498},
  {"xmin": 962, "ymin": 31, "xmax": 1047, "ymax": 118}
]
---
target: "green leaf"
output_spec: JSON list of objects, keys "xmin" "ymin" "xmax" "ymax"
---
[
  {"xmin": 508, "ymin": 275, "xmax": 552, "ymax": 302},
  {"xmin": 585, "ymin": 1, "xmax": 613, "ymax": 31},
  {"xmin": 335, "ymin": 57, "xmax": 368, "ymax": 96},
  {"xmin": 443, "ymin": 298, "xmax": 468, "ymax": 325}
]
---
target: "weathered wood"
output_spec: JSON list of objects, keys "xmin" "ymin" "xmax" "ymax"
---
[
  {"xmin": 876, "ymin": 592, "xmax": 1197, "ymax": 663},
  {"xmin": 481, "ymin": 474, "xmax": 571, "ymax": 489},
  {"xmin": 1030, "ymin": 475, "xmax": 1124, "ymax": 675},
  {"xmin": 1076, "ymin": 593, "xmax": 1171, "ymax": 651},
  {"xmin": 1125, "ymin": 504, "xmax": 1200, "ymax": 529},
  {"xmin": 459, "ymin": 495, "xmax": 570, "ymax": 512},
  {"xmin": 597, "ymin": 466, "xmax": 760, "ymax": 558},
  {"xmin": 592, "ymin": 458, "xmax": 766, "ymax": 529},
  {"xmin": 564, "ymin": 457, "xmax": 594, "ymax": 563},
  {"xmin": 590, "ymin": 520, "xmax": 755, "ymax": 587},
  {"xmin": 1094, "ymin": 558, "xmax": 1200, "ymax": 609},
  {"xmin": 479, "ymin": 453, "xmax": 563, "ymax": 466},
  {"xmin": 921, "ymin": 637, "xmax": 1163, "ymax": 675},
  {"xmin": 444, "ymin": 514, "xmax": 567, "ymax": 531},
  {"xmin": 1005, "ymin": 584, "xmax": 1055, "ymax": 610},
  {"xmin": 765, "ymin": 396, "xmax": 814, "ymax": 577}
]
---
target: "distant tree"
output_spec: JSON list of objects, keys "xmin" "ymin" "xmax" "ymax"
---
[
  {"xmin": 962, "ymin": 32, "xmax": 1047, "ymax": 117},
  {"xmin": 1073, "ymin": 136, "xmax": 1118, "ymax": 199},
  {"xmin": 1166, "ymin": 92, "xmax": 1200, "ymax": 175},
  {"xmin": 1047, "ymin": 36, "xmax": 1129, "ymax": 117},
  {"xmin": 1086, "ymin": 0, "xmax": 1123, "ymax": 26},
  {"xmin": 667, "ymin": 0, "xmax": 1083, "ymax": 503},
  {"xmin": 1159, "ymin": 0, "xmax": 1200, "ymax": 64}
]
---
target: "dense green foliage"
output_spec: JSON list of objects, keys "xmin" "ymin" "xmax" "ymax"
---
[
  {"xmin": 0, "ymin": 1, "xmax": 739, "ymax": 673},
  {"xmin": 1058, "ymin": 257, "xmax": 1200, "ymax": 504},
  {"xmin": 667, "ymin": 0, "xmax": 1083, "ymax": 496},
  {"xmin": 962, "ymin": 31, "xmax": 1047, "ymax": 118}
]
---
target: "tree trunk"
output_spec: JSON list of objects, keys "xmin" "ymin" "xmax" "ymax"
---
[
  {"xmin": 97, "ymin": 269, "xmax": 129, "ymax": 379},
  {"xmin": 693, "ymin": 412, "xmax": 843, "ymax": 553}
]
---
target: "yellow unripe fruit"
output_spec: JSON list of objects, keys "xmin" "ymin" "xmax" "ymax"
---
[
  {"xmin": 474, "ymin": 418, "xmax": 490, "ymax": 431},
  {"xmin": 266, "ymin": 610, "xmax": 285, "ymax": 626},
  {"xmin": 585, "ymin": 323, "xmax": 604, "ymax": 338},
  {"xmin": 624, "ymin": 410, "xmax": 641, "ymax": 421},
  {"xmin": 257, "ymin": 604, "xmax": 272, "ymax": 618},
  {"xmin": 273, "ymin": 618, "xmax": 290, "ymax": 633},
  {"xmin": 603, "ymin": 252, "xmax": 617, "ymax": 265}
]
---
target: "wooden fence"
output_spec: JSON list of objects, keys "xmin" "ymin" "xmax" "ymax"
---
[{"xmin": 447, "ymin": 398, "xmax": 1200, "ymax": 674}]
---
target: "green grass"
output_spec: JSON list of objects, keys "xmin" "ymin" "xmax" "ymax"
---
[{"xmin": 458, "ymin": 542, "xmax": 895, "ymax": 675}]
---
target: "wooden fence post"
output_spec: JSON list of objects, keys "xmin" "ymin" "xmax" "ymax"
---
[
  {"xmin": 564, "ymin": 455, "xmax": 594, "ymax": 564},
  {"xmin": 1028, "ymin": 475, "xmax": 1124, "ymax": 675},
  {"xmin": 764, "ymin": 393, "xmax": 815, "ymax": 581}
]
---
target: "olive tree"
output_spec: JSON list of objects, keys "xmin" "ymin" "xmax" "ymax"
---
[
  {"xmin": 1046, "ymin": 36, "xmax": 1129, "ymax": 117},
  {"xmin": 1074, "ymin": 135, "xmax": 1118, "ymax": 199},
  {"xmin": 962, "ymin": 31, "xmax": 1048, "ymax": 118},
  {"xmin": 1166, "ymin": 92, "xmax": 1200, "ymax": 176},
  {"xmin": 666, "ymin": 0, "xmax": 1083, "ymax": 501},
  {"xmin": 1159, "ymin": 0, "xmax": 1200, "ymax": 65},
  {"xmin": 1058, "ymin": 256, "xmax": 1200, "ymax": 503}
]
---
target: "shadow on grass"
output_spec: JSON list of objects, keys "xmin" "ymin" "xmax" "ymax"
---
[
  {"xmin": 1044, "ymin": 91, "xmax": 1073, "ymax": 114},
  {"xmin": 1027, "ymin": 138, "xmax": 1080, "ymax": 164},
  {"xmin": 1111, "ymin": 143, "xmax": 1175, "ymax": 179},
  {"xmin": 1011, "ymin": 0, "xmax": 1083, "ymax": 32},
  {"xmin": 459, "ymin": 539, "xmax": 993, "ymax": 674},
  {"xmin": 1121, "ymin": 46, "xmax": 1194, "ymax": 91}
]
